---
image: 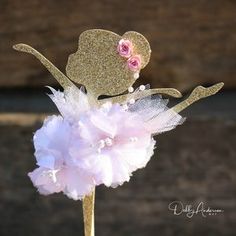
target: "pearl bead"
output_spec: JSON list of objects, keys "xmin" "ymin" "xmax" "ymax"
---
[
  {"xmin": 134, "ymin": 72, "xmax": 139, "ymax": 79},
  {"xmin": 129, "ymin": 99, "xmax": 135, "ymax": 104},
  {"xmin": 123, "ymin": 104, "xmax": 128, "ymax": 110},
  {"xmin": 105, "ymin": 138, "xmax": 113, "ymax": 146},
  {"xmin": 130, "ymin": 137, "xmax": 138, "ymax": 142},
  {"xmin": 48, "ymin": 170, "xmax": 57, "ymax": 183},
  {"xmin": 139, "ymin": 85, "xmax": 145, "ymax": 91},
  {"xmin": 98, "ymin": 140, "xmax": 105, "ymax": 149},
  {"xmin": 128, "ymin": 87, "xmax": 134, "ymax": 93}
]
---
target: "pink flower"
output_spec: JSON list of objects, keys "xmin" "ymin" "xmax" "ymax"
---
[
  {"xmin": 28, "ymin": 115, "xmax": 94, "ymax": 200},
  {"xmin": 69, "ymin": 102, "xmax": 155, "ymax": 187},
  {"xmin": 127, "ymin": 55, "xmax": 141, "ymax": 71},
  {"xmin": 28, "ymin": 87, "xmax": 184, "ymax": 200},
  {"xmin": 117, "ymin": 39, "xmax": 133, "ymax": 58}
]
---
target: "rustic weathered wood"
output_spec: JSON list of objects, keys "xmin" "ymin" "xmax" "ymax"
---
[
  {"xmin": 0, "ymin": 116, "xmax": 235, "ymax": 236},
  {"xmin": 0, "ymin": 0, "xmax": 235, "ymax": 91}
]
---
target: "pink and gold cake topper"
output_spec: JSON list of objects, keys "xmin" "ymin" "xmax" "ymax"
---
[{"xmin": 13, "ymin": 29, "xmax": 223, "ymax": 236}]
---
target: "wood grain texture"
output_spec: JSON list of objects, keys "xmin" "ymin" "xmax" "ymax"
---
[{"xmin": 0, "ymin": 0, "xmax": 235, "ymax": 91}]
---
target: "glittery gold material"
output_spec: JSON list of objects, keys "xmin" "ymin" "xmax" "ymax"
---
[
  {"xmin": 172, "ymin": 82, "xmax": 224, "ymax": 113},
  {"xmin": 13, "ymin": 44, "xmax": 75, "ymax": 89},
  {"xmin": 103, "ymin": 88, "xmax": 183, "ymax": 104},
  {"xmin": 66, "ymin": 29, "xmax": 151, "ymax": 97},
  {"xmin": 83, "ymin": 190, "xmax": 95, "ymax": 236},
  {"xmin": 13, "ymin": 29, "xmax": 224, "ymax": 236}
]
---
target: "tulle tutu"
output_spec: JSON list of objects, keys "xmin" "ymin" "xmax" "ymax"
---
[{"xmin": 29, "ymin": 86, "xmax": 185, "ymax": 200}]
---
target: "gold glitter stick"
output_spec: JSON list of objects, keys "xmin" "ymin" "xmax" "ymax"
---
[
  {"xmin": 83, "ymin": 190, "xmax": 95, "ymax": 236},
  {"xmin": 172, "ymin": 82, "xmax": 224, "ymax": 113},
  {"xmin": 13, "ymin": 44, "xmax": 75, "ymax": 89}
]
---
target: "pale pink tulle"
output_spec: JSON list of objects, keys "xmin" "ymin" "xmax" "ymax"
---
[
  {"xmin": 28, "ymin": 86, "xmax": 184, "ymax": 200},
  {"xmin": 28, "ymin": 116, "xmax": 94, "ymax": 200}
]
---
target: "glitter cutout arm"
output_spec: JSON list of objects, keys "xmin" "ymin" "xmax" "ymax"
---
[
  {"xmin": 172, "ymin": 82, "xmax": 224, "ymax": 113},
  {"xmin": 102, "ymin": 87, "xmax": 182, "ymax": 104},
  {"xmin": 13, "ymin": 44, "xmax": 75, "ymax": 89}
]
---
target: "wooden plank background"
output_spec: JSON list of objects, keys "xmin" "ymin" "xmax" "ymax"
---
[
  {"xmin": 0, "ymin": 0, "xmax": 235, "ymax": 91},
  {"xmin": 0, "ymin": 118, "xmax": 235, "ymax": 236},
  {"xmin": 0, "ymin": 1, "xmax": 235, "ymax": 236}
]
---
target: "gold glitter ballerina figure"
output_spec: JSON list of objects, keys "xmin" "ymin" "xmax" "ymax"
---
[{"xmin": 14, "ymin": 29, "xmax": 223, "ymax": 236}]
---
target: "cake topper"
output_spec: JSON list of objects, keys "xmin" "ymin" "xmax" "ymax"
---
[{"xmin": 13, "ymin": 29, "xmax": 223, "ymax": 236}]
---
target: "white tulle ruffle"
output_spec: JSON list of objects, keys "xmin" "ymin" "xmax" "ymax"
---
[{"xmin": 28, "ymin": 86, "xmax": 184, "ymax": 200}]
